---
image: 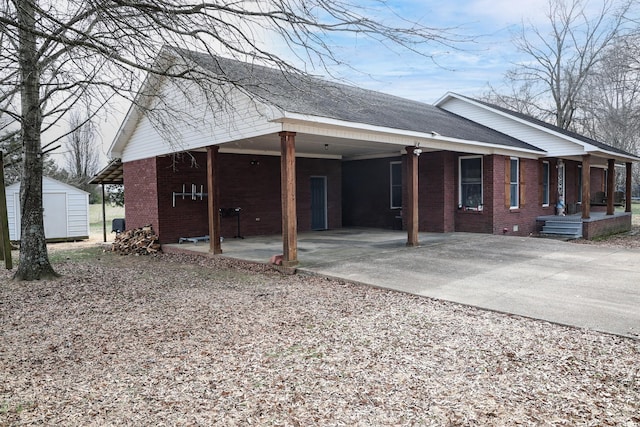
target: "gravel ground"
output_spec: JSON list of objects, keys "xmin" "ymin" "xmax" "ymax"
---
[{"xmin": 1, "ymin": 244, "xmax": 639, "ymax": 426}]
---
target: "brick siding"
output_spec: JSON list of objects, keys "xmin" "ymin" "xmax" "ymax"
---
[{"xmin": 124, "ymin": 152, "xmax": 341, "ymax": 244}]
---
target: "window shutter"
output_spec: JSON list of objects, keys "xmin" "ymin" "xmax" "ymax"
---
[
  {"xmin": 520, "ymin": 159, "xmax": 525, "ymax": 207},
  {"xmin": 505, "ymin": 157, "xmax": 511, "ymax": 208}
]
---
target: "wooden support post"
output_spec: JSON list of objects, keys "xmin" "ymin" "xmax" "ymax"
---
[
  {"xmin": 0, "ymin": 152, "xmax": 12, "ymax": 269},
  {"xmin": 606, "ymin": 158, "xmax": 615, "ymax": 215},
  {"xmin": 581, "ymin": 155, "xmax": 591, "ymax": 219},
  {"xmin": 207, "ymin": 145, "xmax": 222, "ymax": 254},
  {"xmin": 625, "ymin": 162, "xmax": 632, "ymax": 213},
  {"xmin": 101, "ymin": 184, "xmax": 107, "ymax": 243},
  {"xmin": 280, "ymin": 132, "xmax": 298, "ymax": 267},
  {"xmin": 405, "ymin": 146, "xmax": 419, "ymax": 247}
]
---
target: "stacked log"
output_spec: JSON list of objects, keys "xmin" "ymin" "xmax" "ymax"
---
[{"xmin": 111, "ymin": 225, "xmax": 161, "ymax": 255}]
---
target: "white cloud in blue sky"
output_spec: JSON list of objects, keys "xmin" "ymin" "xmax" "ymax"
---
[{"xmin": 315, "ymin": 0, "xmax": 552, "ymax": 103}]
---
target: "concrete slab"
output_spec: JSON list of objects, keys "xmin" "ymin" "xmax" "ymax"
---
[{"xmin": 163, "ymin": 228, "xmax": 640, "ymax": 339}]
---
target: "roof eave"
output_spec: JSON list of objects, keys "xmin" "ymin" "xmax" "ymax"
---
[
  {"xmin": 438, "ymin": 93, "xmax": 639, "ymax": 163},
  {"xmin": 274, "ymin": 112, "xmax": 546, "ymax": 158}
]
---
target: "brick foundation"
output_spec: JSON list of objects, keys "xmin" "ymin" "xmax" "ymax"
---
[{"xmin": 583, "ymin": 213, "xmax": 631, "ymax": 239}]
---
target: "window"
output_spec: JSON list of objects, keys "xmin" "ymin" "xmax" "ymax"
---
[
  {"xmin": 542, "ymin": 161, "xmax": 550, "ymax": 206},
  {"xmin": 509, "ymin": 158, "xmax": 519, "ymax": 208},
  {"xmin": 459, "ymin": 156, "xmax": 483, "ymax": 209},
  {"xmin": 390, "ymin": 161, "xmax": 402, "ymax": 209}
]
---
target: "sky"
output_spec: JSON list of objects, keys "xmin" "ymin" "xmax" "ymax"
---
[
  {"xmin": 311, "ymin": 0, "xmax": 555, "ymax": 104},
  {"xmin": 92, "ymin": 0, "xmax": 555, "ymax": 167}
]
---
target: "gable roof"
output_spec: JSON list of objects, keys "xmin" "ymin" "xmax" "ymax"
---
[
  {"xmin": 176, "ymin": 50, "xmax": 544, "ymax": 154},
  {"xmin": 6, "ymin": 176, "xmax": 89, "ymax": 194},
  {"xmin": 437, "ymin": 93, "xmax": 639, "ymax": 162}
]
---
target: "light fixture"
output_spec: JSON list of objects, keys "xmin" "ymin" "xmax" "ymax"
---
[
  {"xmin": 413, "ymin": 148, "xmax": 422, "ymax": 156},
  {"xmin": 324, "ymin": 144, "xmax": 329, "ymax": 151}
]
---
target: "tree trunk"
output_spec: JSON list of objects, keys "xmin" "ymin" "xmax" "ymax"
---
[{"xmin": 13, "ymin": 0, "xmax": 58, "ymax": 281}]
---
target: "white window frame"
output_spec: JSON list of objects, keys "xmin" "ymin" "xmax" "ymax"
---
[
  {"xmin": 458, "ymin": 155, "xmax": 483, "ymax": 210},
  {"xmin": 390, "ymin": 161, "xmax": 402, "ymax": 209},
  {"xmin": 542, "ymin": 161, "xmax": 550, "ymax": 207},
  {"xmin": 510, "ymin": 157, "xmax": 519, "ymax": 209}
]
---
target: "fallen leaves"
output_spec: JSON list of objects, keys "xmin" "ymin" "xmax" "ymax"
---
[{"xmin": 1, "ymin": 250, "xmax": 639, "ymax": 426}]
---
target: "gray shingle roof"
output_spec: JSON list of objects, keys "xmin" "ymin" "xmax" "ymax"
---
[{"xmin": 178, "ymin": 50, "xmax": 544, "ymax": 153}]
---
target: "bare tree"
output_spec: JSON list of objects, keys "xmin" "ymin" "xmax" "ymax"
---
[
  {"xmin": 579, "ymin": 33, "xmax": 640, "ymax": 191},
  {"xmin": 64, "ymin": 112, "xmax": 99, "ymax": 194},
  {"xmin": 1, "ymin": 128, "xmax": 69, "ymax": 186},
  {"xmin": 0, "ymin": 0, "xmax": 469, "ymax": 280},
  {"xmin": 497, "ymin": 0, "xmax": 634, "ymax": 130}
]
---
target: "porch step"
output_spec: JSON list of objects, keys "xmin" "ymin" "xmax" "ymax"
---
[{"xmin": 541, "ymin": 219, "xmax": 582, "ymax": 238}]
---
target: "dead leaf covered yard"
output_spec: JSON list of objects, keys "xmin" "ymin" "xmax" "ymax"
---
[{"xmin": 1, "ymin": 249, "xmax": 639, "ymax": 426}]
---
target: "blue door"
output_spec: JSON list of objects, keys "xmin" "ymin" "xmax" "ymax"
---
[{"xmin": 310, "ymin": 176, "xmax": 327, "ymax": 230}]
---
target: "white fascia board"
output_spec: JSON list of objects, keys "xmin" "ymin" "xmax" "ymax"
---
[
  {"xmin": 584, "ymin": 147, "xmax": 640, "ymax": 163},
  {"xmin": 273, "ymin": 111, "xmax": 546, "ymax": 159},
  {"xmin": 438, "ymin": 93, "xmax": 639, "ymax": 162}
]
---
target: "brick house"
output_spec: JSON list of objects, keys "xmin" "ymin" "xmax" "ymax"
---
[{"xmin": 99, "ymin": 48, "xmax": 638, "ymax": 266}]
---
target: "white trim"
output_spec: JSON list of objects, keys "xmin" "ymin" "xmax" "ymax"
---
[
  {"xmin": 276, "ymin": 113, "xmax": 546, "ymax": 158},
  {"xmin": 436, "ymin": 92, "xmax": 640, "ymax": 162},
  {"xmin": 542, "ymin": 161, "xmax": 550, "ymax": 207},
  {"xmin": 509, "ymin": 157, "xmax": 519, "ymax": 210}
]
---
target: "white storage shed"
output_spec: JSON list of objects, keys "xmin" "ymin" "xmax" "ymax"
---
[{"xmin": 5, "ymin": 176, "xmax": 90, "ymax": 241}]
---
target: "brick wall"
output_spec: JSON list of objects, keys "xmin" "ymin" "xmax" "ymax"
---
[
  {"xmin": 125, "ymin": 150, "xmax": 609, "ymax": 242},
  {"xmin": 123, "ymin": 157, "xmax": 160, "ymax": 233},
  {"xmin": 421, "ymin": 151, "xmax": 456, "ymax": 232},
  {"xmin": 583, "ymin": 214, "xmax": 631, "ymax": 239},
  {"xmin": 218, "ymin": 153, "xmax": 342, "ymax": 238},
  {"xmin": 490, "ymin": 155, "xmax": 550, "ymax": 236},
  {"xmin": 124, "ymin": 152, "xmax": 342, "ymax": 243},
  {"xmin": 342, "ymin": 156, "xmax": 402, "ymax": 229},
  {"xmin": 455, "ymin": 154, "xmax": 493, "ymax": 233},
  {"xmin": 591, "ymin": 168, "xmax": 605, "ymax": 193},
  {"xmin": 156, "ymin": 153, "xmax": 210, "ymax": 244}
]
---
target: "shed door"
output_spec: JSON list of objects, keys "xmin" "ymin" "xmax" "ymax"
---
[
  {"xmin": 43, "ymin": 193, "xmax": 67, "ymax": 238},
  {"xmin": 310, "ymin": 176, "xmax": 327, "ymax": 230}
]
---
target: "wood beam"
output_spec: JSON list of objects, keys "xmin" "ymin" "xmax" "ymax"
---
[
  {"xmin": 581, "ymin": 155, "xmax": 591, "ymax": 219},
  {"xmin": 280, "ymin": 131, "xmax": 298, "ymax": 267},
  {"xmin": 207, "ymin": 145, "xmax": 222, "ymax": 254},
  {"xmin": 606, "ymin": 158, "xmax": 615, "ymax": 215},
  {"xmin": 626, "ymin": 162, "xmax": 632, "ymax": 213},
  {"xmin": 405, "ymin": 146, "xmax": 419, "ymax": 247}
]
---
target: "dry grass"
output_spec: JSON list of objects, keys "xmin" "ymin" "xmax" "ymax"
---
[{"xmin": 1, "ymin": 249, "xmax": 639, "ymax": 426}]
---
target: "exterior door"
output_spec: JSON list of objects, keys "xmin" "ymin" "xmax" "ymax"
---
[
  {"xmin": 310, "ymin": 176, "xmax": 327, "ymax": 230},
  {"xmin": 43, "ymin": 193, "xmax": 67, "ymax": 239}
]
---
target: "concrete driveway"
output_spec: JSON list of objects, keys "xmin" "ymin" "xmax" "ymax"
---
[{"xmin": 172, "ymin": 229, "xmax": 640, "ymax": 339}]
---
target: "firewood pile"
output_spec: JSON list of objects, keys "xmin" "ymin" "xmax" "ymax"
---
[{"xmin": 111, "ymin": 225, "xmax": 161, "ymax": 255}]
